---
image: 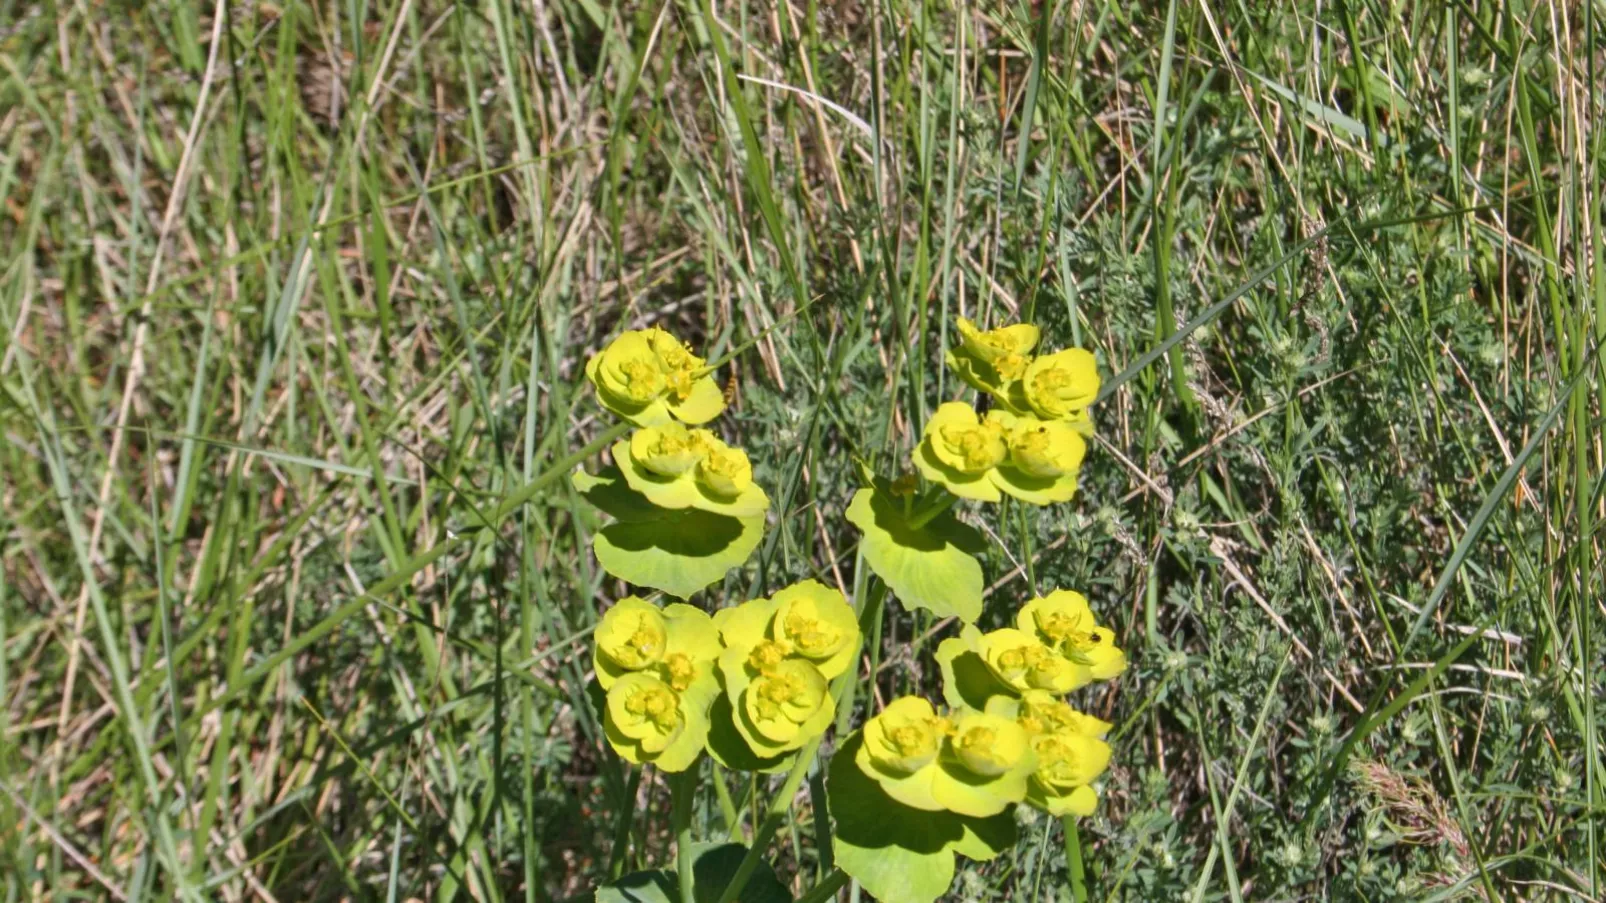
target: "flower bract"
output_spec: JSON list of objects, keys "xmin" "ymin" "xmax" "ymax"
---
[
  {"xmin": 987, "ymin": 691, "xmax": 1114, "ymax": 816},
  {"xmin": 1022, "ymin": 348, "xmax": 1099, "ymax": 422},
  {"xmin": 594, "ymin": 597, "xmax": 721, "ymax": 771},
  {"xmin": 1016, "ymin": 589, "xmax": 1127, "ymax": 683},
  {"xmin": 946, "ymin": 318, "xmax": 1040, "ymax": 399}
]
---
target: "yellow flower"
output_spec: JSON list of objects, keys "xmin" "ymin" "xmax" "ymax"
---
[
  {"xmin": 594, "ymin": 596, "xmax": 721, "ymax": 691},
  {"xmin": 697, "ymin": 445, "xmax": 754, "ymax": 497},
  {"xmin": 742, "ymin": 658, "xmax": 830, "ymax": 745},
  {"xmin": 989, "ymin": 411, "xmax": 1087, "ymax": 504},
  {"xmin": 601, "ymin": 671, "xmax": 716, "ymax": 771},
  {"xmin": 1013, "ymin": 690, "xmax": 1113, "ymax": 739},
  {"xmin": 947, "ymin": 318, "xmax": 1041, "ymax": 398},
  {"xmin": 976, "ymin": 627, "xmax": 1081, "ymax": 694},
  {"xmin": 1022, "ymin": 348, "xmax": 1099, "ymax": 422},
  {"xmin": 855, "ymin": 700, "xmax": 1034, "ymax": 818},
  {"xmin": 915, "ymin": 404, "xmax": 1087, "ymax": 505},
  {"xmin": 714, "ymin": 581, "xmax": 861, "ymax": 759},
  {"xmin": 914, "ymin": 402, "xmax": 1009, "ymax": 502},
  {"xmin": 862, "ymin": 696, "xmax": 947, "ymax": 774},
  {"xmin": 585, "ymin": 328, "xmax": 726, "ymax": 426},
  {"xmin": 770, "ymin": 580, "xmax": 859, "ymax": 677},
  {"xmin": 1017, "ymin": 590, "xmax": 1127, "ymax": 686},
  {"xmin": 1026, "ymin": 728, "xmax": 1113, "ymax": 816},
  {"xmin": 612, "ymin": 428, "xmax": 769, "ymax": 518},
  {"xmin": 629, "ymin": 424, "xmax": 707, "ymax": 477},
  {"xmin": 594, "ymin": 596, "xmax": 668, "ymax": 678}
]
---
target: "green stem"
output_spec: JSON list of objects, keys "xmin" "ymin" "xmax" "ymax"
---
[
  {"xmin": 907, "ymin": 489, "xmax": 958, "ymax": 530},
  {"xmin": 672, "ymin": 768, "xmax": 700, "ymax": 903},
  {"xmin": 795, "ymin": 868, "xmax": 850, "ymax": 903},
  {"xmin": 1064, "ymin": 816, "xmax": 1089, "ymax": 903}
]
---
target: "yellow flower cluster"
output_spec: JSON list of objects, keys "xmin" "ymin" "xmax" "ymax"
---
[
  {"xmin": 593, "ymin": 580, "xmax": 860, "ymax": 772},
  {"xmin": 856, "ymin": 696, "xmax": 1035, "ymax": 818},
  {"xmin": 915, "ymin": 402, "xmax": 1087, "ymax": 504},
  {"xmin": 860, "ymin": 589, "xmax": 1124, "ymax": 816},
  {"xmin": 613, "ymin": 423, "xmax": 769, "ymax": 518},
  {"xmin": 715, "ymin": 580, "xmax": 860, "ymax": 759},
  {"xmin": 586, "ymin": 327, "xmax": 726, "ymax": 427},
  {"xmin": 954, "ymin": 590, "xmax": 1128, "ymax": 695},
  {"xmin": 921, "ymin": 319, "xmax": 1099, "ymax": 505},
  {"xmin": 946, "ymin": 318, "xmax": 1100, "ymax": 425},
  {"xmin": 594, "ymin": 596, "xmax": 722, "ymax": 772}
]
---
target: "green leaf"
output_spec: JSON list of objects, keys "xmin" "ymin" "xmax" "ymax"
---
[
  {"xmin": 596, "ymin": 870, "xmax": 676, "ymax": 903},
  {"xmin": 574, "ymin": 468, "xmax": 766, "ymax": 599},
  {"xmin": 684, "ymin": 842, "xmax": 792, "ymax": 903},
  {"xmin": 845, "ymin": 487, "xmax": 985, "ymax": 623},
  {"xmin": 934, "ymin": 631, "xmax": 1016, "ymax": 710},
  {"xmin": 827, "ymin": 733, "xmax": 1016, "ymax": 903},
  {"xmin": 594, "ymin": 843, "xmax": 791, "ymax": 903}
]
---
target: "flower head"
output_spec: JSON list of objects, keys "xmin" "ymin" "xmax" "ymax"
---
[
  {"xmin": 585, "ymin": 327, "xmax": 726, "ymax": 426},
  {"xmin": 1017, "ymin": 590, "xmax": 1126, "ymax": 685},
  {"xmin": 771, "ymin": 580, "xmax": 859, "ymax": 676},
  {"xmin": 742, "ymin": 658, "xmax": 830, "ymax": 745},
  {"xmin": 976, "ymin": 627, "xmax": 1080, "ymax": 694},
  {"xmin": 947, "ymin": 318, "xmax": 1041, "ymax": 398},
  {"xmin": 595, "ymin": 596, "xmax": 668, "ymax": 677},
  {"xmin": 1025, "ymin": 727, "xmax": 1112, "ymax": 816},
  {"xmin": 612, "ymin": 428, "xmax": 768, "ymax": 518},
  {"xmin": 1022, "ymin": 349, "xmax": 1099, "ymax": 422},
  {"xmin": 855, "ymin": 699, "xmax": 1035, "ymax": 818},
  {"xmin": 915, "ymin": 404, "xmax": 1087, "ymax": 505},
  {"xmin": 713, "ymin": 580, "xmax": 861, "ymax": 759},
  {"xmin": 862, "ymin": 696, "xmax": 947, "ymax": 774},
  {"xmin": 601, "ymin": 670, "xmax": 715, "ymax": 771},
  {"xmin": 915, "ymin": 402, "xmax": 1009, "ymax": 501},
  {"xmin": 594, "ymin": 596, "xmax": 721, "ymax": 691}
]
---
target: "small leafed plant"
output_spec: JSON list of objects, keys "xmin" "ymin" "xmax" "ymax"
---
[{"xmin": 574, "ymin": 322, "xmax": 1124, "ymax": 903}]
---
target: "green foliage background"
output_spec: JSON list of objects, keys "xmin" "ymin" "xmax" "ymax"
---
[{"xmin": 1, "ymin": 0, "xmax": 1602, "ymax": 900}]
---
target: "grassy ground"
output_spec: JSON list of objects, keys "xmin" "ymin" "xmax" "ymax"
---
[{"xmin": 2, "ymin": 0, "xmax": 1604, "ymax": 900}]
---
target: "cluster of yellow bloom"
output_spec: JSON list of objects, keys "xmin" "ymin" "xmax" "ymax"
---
[
  {"xmin": 714, "ymin": 580, "xmax": 860, "ymax": 759},
  {"xmin": 594, "ymin": 597, "xmax": 722, "ymax": 772},
  {"xmin": 612, "ymin": 423, "xmax": 769, "ymax": 518},
  {"xmin": 595, "ymin": 580, "xmax": 859, "ymax": 771},
  {"xmin": 919, "ymin": 319, "xmax": 1099, "ymax": 505},
  {"xmin": 858, "ymin": 590, "xmax": 1123, "ymax": 817},
  {"xmin": 586, "ymin": 327, "xmax": 727, "ymax": 427}
]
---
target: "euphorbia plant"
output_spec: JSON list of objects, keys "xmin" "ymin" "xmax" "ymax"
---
[{"xmin": 576, "ymin": 322, "xmax": 1125, "ymax": 903}]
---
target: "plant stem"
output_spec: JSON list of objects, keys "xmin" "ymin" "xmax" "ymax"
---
[
  {"xmin": 907, "ymin": 490, "xmax": 958, "ymax": 530},
  {"xmin": 796, "ymin": 868, "xmax": 850, "ymax": 903},
  {"xmin": 1063, "ymin": 816, "xmax": 1088, "ymax": 903},
  {"xmin": 672, "ymin": 768, "xmax": 700, "ymax": 903}
]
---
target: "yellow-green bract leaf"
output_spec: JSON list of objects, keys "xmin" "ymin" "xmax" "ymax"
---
[
  {"xmin": 828, "ymin": 733, "xmax": 1016, "ymax": 903},
  {"xmin": 845, "ymin": 487, "xmax": 985, "ymax": 623},
  {"xmin": 573, "ymin": 468, "xmax": 764, "ymax": 599},
  {"xmin": 935, "ymin": 627, "xmax": 1018, "ymax": 710}
]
